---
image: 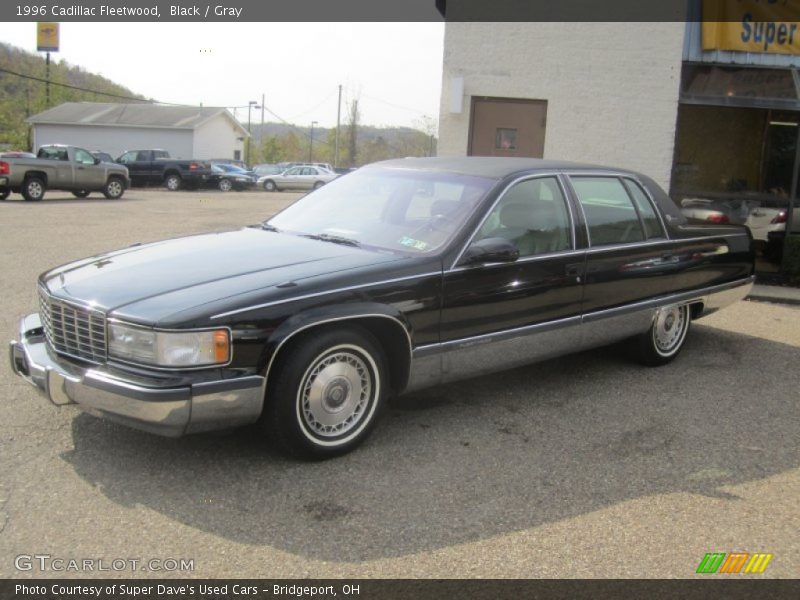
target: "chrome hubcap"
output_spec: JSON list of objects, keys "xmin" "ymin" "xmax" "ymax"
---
[
  {"xmin": 108, "ymin": 182, "xmax": 122, "ymax": 196},
  {"xmin": 653, "ymin": 305, "xmax": 686, "ymax": 354},
  {"xmin": 300, "ymin": 350, "xmax": 371, "ymax": 437},
  {"xmin": 29, "ymin": 182, "xmax": 42, "ymax": 197}
]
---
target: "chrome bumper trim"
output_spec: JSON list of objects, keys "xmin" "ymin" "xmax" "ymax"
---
[{"xmin": 9, "ymin": 313, "xmax": 264, "ymax": 437}]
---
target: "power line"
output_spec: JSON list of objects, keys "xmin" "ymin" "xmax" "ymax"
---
[{"xmin": 0, "ymin": 66, "xmax": 158, "ymax": 103}]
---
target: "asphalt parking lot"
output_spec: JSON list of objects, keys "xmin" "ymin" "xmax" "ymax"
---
[{"xmin": 1, "ymin": 188, "xmax": 798, "ymax": 579}]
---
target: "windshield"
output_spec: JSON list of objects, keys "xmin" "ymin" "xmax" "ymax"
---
[{"xmin": 267, "ymin": 166, "xmax": 495, "ymax": 254}]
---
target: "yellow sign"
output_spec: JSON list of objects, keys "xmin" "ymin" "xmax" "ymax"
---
[
  {"xmin": 703, "ymin": 0, "xmax": 800, "ymax": 55},
  {"xmin": 37, "ymin": 22, "xmax": 59, "ymax": 52}
]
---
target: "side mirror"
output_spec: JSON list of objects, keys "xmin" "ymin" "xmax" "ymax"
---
[
  {"xmin": 462, "ymin": 237, "xmax": 520, "ymax": 265},
  {"xmin": 94, "ymin": 157, "xmax": 101, "ymax": 165}
]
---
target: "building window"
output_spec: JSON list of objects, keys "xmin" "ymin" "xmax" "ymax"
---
[
  {"xmin": 495, "ymin": 128, "xmax": 517, "ymax": 150},
  {"xmin": 233, "ymin": 150, "xmax": 241, "ymax": 160}
]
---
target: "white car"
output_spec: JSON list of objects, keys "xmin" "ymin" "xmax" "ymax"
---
[{"xmin": 258, "ymin": 165, "xmax": 338, "ymax": 192}]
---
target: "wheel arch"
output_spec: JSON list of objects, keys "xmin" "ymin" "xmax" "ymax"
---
[
  {"xmin": 23, "ymin": 170, "xmax": 48, "ymax": 186},
  {"xmin": 261, "ymin": 307, "xmax": 413, "ymax": 400}
]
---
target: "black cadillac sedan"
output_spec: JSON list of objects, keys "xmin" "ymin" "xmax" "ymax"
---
[{"xmin": 10, "ymin": 157, "xmax": 754, "ymax": 457}]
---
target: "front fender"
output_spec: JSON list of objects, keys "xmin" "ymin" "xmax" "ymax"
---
[{"xmin": 260, "ymin": 302, "xmax": 414, "ymax": 391}]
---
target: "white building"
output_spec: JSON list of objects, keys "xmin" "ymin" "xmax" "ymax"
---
[
  {"xmin": 438, "ymin": 19, "xmax": 800, "ymax": 202},
  {"xmin": 28, "ymin": 102, "xmax": 248, "ymax": 161}
]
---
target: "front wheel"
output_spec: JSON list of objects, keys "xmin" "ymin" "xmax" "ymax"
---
[
  {"xmin": 103, "ymin": 177, "xmax": 125, "ymax": 199},
  {"xmin": 0, "ymin": 189, "xmax": 9, "ymax": 200},
  {"xmin": 72, "ymin": 190, "xmax": 90, "ymax": 198},
  {"xmin": 218, "ymin": 178, "xmax": 232, "ymax": 192},
  {"xmin": 634, "ymin": 304, "xmax": 691, "ymax": 366},
  {"xmin": 262, "ymin": 326, "xmax": 387, "ymax": 458},
  {"xmin": 164, "ymin": 173, "xmax": 182, "ymax": 191},
  {"xmin": 22, "ymin": 177, "xmax": 46, "ymax": 201}
]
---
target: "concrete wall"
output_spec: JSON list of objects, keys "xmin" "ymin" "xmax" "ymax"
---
[
  {"xmin": 32, "ymin": 124, "xmax": 194, "ymax": 160},
  {"xmin": 438, "ymin": 23, "xmax": 686, "ymax": 190},
  {"xmin": 192, "ymin": 113, "xmax": 245, "ymax": 161}
]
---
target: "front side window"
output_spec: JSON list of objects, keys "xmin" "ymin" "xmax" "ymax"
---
[
  {"xmin": 268, "ymin": 167, "xmax": 494, "ymax": 255},
  {"xmin": 118, "ymin": 151, "xmax": 136, "ymax": 163},
  {"xmin": 571, "ymin": 176, "xmax": 645, "ymax": 246},
  {"xmin": 474, "ymin": 177, "xmax": 571, "ymax": 257},
  {"xmin": 74, "ymin": 149, "xmax": 95, "ymax": 164}
]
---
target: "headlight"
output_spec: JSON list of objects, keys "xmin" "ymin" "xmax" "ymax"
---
[{"xmin": 108, "ymin": 322, "xmax": 230, "ymax": 368}]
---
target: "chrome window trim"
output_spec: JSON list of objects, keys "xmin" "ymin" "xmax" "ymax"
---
[
  {"xmin": 448, "ymin": 172, "xmax": 575, "ymax": 271},
  {"xmin": 260, "ymin": 313, "xmax": 412, "ymax": 400},
  {"xmin": 447, "ymin": 248, "xmax": 587, "ymax": 274},
  {"xmin": 582, "ymin": 233, "xmax": 743, "ymax": 255},
  {"xmin": 210, "ymin": 271, "xmax": 442, "ymax": 319},
  {"xmin": 621, "ymin": 176, "xmax": 669, "ymax": 240},
  {"xmin": 414, "ymin": 276, "xmax": 754, "ymax": 355},
  {"xmin": 105, "ymin": 318, "xmax": 234, "ymax": 372}
]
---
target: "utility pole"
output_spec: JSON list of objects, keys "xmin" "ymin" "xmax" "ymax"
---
[
  {"xmin": 247, "ymin": 100, "xmax": 258, "ymax": 165},
  {"xmin": 334, "ymin": 84, "xmax": 342, "ymax": 168},
  {"xmin": 309, "ymin": 121, "xmax": 318, "ymax": 162},
  {"xmin": 260, "ymin": 93, "xmax": 265, "ymax": 150},
  {"xmin": 45, "ymin": 52, "xmax": 50, "ymax": 108}
]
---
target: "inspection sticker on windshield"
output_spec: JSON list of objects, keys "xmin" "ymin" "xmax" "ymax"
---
[{"xmin": 399, "ymin": 236, "xmax": 428, "ymax": 251}]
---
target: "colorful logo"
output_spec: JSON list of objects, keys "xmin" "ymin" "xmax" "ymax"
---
[{"xmin": 696, "ymin": 552, "xmax": 773, "ymax": 574}]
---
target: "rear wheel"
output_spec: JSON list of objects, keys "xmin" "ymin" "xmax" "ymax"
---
[
  {"xmin": 263, "ymin": 179, "xmax": 277, "ymax": 192},
  {"xmin": 72, "ymin": 190, "xmax": 90, "ymax": 198},
  {"xmin": 0, "ymin": 189, "xmax": 9, "ymax": 200},
  {"xmin": 22, "ymin": 177, "xmax": 45, "ymax": 201},
  {"xmin": 634, "ymin": 304, "xmax": 690, "ymax": 366},
  {"xmin": 313, "ymin": 181, "xmax": 324, "ymax": 189},
  {"xmin": 218, "ymin": 178, "xmax": 232, "ymax": 192},
  {"xmin": 165, "ymin": 173, "xmax": 182, "ymax": 191},
  {"xmin": 103, "ymin": 177, "xmax": 125, "ymax": 199},
  {"xmin": 262, "ymin": 326, "xmax": 387, "ymax": 458}
]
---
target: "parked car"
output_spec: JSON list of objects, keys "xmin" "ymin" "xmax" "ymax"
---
[
  {"xmin": 91, "ymin": 151, "xmax": 115, "ymax": 164},
  {"xmin": 253, "ymin": 164, "xmax": 285, "ymax": 177},
  {"xmin": 259, "ymin": 165, "xmax": 337, "ymax": 191},
  {"xmin": 9, "ymin": 157, "xmax": 754, "ymax": 458},
  {"xmin": 207, "ymin": 163, "xmax": 257, "ymax": 191},
  {"xmin": 0, "ymin": 144, "xmax": 129, "ymax": 201},
  {"xmin": 209, "ymin": 158, "xmax": 248, "ymax": 170},
  {"xmin": 116, "ymin": 149, "xmax": 211, "ymax": 190},
  {"xmin": 764, "ymin": 206, "xmax": 800, "ymax": 262}
]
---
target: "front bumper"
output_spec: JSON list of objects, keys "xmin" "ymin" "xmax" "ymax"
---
[{"xmin": 9, "ymin": 313, "xmax": 265, "ymax": 437}]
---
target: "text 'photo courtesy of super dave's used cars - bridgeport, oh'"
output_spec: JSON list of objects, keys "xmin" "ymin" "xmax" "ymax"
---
[{"xmin": 9, "ymin": 157, "xmax": 755, "ymax": 458}]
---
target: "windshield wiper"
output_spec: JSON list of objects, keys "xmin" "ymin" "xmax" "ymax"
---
[
  {"xmin": 260, "ymin": 222, "xmax": 280, "ymax": 232},
  {"xmin": 301, "ymin": 233, "xmax": 360, "ymax": 247}
]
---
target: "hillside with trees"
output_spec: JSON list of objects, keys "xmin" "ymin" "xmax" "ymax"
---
[
  {"xmin": 0, "ymin": 42, "xmax": 438, "ymax": 164},
  {"xmin": 0, "ymin": 42, "xmax": 147, "ymax": 150}
]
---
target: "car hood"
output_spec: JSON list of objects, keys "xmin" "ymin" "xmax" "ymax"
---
[{"xmin": 41, "ymin": 227, "xmax": 404, "ymax": 324}]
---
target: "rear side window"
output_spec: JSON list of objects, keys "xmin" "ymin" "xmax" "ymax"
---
[
  {"xmin": 570, "ymin": 177, "xmax": 645, "ymax": 246},
  {"xmin": 624, "ymin": 179, "xmax": 665, "ymax": 239}
]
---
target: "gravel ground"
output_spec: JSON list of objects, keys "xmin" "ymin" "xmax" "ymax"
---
[{"xmin": 1, "ymin": 189, "xmax": 798, "ymax": 579}]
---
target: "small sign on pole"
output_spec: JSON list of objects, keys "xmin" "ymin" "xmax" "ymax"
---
[{"xmin": 37, "ymin": 22, "xmax": 59, "ymax": 52}]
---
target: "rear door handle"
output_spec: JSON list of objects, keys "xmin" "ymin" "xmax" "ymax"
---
[{"xmin": 565, "ymin": 262, "xmax": 583, "ymax": 282}]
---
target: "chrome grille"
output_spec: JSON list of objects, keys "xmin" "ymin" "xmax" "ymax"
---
[{"xmin": 39, "ymin": 288, "xmax": 107, "ymax": 363}]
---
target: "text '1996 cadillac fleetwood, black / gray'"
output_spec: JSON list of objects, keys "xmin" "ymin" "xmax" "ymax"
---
[{"xmin": 9, "ymin": 157, "xmax": 755, "ymax": 457}]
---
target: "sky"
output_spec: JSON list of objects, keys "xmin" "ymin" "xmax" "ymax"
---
[{"xmin": 0, "ymin": 22, "xmax": 445, "ymax": 130}]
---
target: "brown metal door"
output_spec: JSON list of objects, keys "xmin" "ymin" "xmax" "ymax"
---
[{"xmin": 468, "ymin": 97, "xmax": 547, "ymax": 158}]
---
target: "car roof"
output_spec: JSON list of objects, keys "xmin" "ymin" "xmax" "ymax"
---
[{"xmin": 369, "ymin": 156, "xmax": 639, "ymax": 180}]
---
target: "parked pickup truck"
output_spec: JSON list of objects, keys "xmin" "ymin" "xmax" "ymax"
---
[
  {"xmin": 0, "ymin": 145, "xmax": 130, "ymax": 201},
  {"xmin": 116, "ymin": 149, "xmax": 211, "ymax": 190}
]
